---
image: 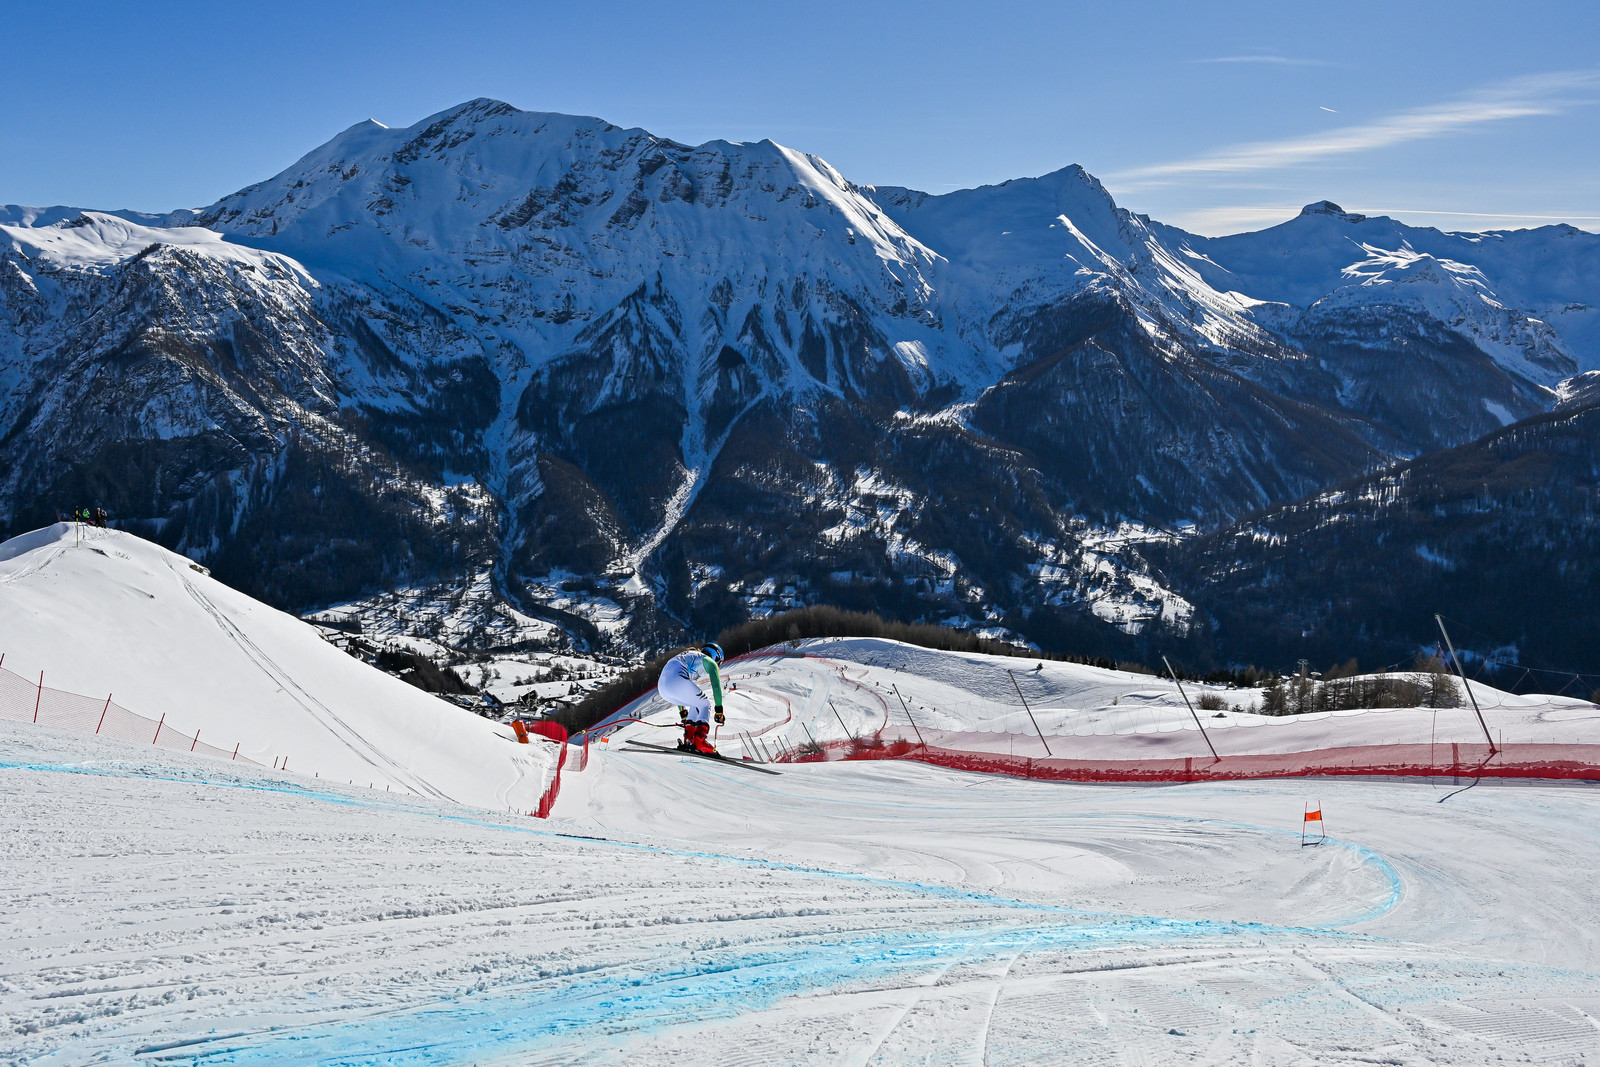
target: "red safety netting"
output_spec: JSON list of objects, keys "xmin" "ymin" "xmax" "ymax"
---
[
  {"xmin": 568, "ymin": 644, "xmax": 1600, "ymax": 784},
  {"xmin": 529, "ymin": 722, "xmax": 568, "ymax": 818},
  {"xmin": 783, "ymin": 736, "xmax": 1600, "ymax": 782},
  {"xmin": 0, "ymin": 661, "xmax": 265, "ymax": 767}
]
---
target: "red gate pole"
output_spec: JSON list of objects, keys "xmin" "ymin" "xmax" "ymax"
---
[
  {"xmin": 151, "ymin": 713, "xmax": 165, "ymax": 744},
  {"xmin": 96, "ymin": 695, "xmax": 112, "ymax": 734},
  {"xmin": 34, "ymin": 672, "xmax": 44, "ymax": 723}
]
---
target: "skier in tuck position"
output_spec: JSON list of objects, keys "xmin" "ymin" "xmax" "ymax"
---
[{"xmin": 657, "ymin": 642, "xmax": 726, "ymax": 755}]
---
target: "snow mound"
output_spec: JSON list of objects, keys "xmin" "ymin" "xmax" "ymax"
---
[{"xmin": 0, "ymin": 524, "xmax": 553, "ymax": 810}]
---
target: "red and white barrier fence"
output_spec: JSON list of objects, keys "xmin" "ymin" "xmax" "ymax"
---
[
  {"xmin": 528, "ymin": 721, "xmax": 567, "ymax": 818},
  {"xmin": 0, "ymin": 660, "xmax": 267, "ymax": 767},
  {"xmin": 1, "ymin": 658, "xmax": 563, "ymax": 819}
]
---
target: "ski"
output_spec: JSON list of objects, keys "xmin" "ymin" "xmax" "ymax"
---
[{"xmin": 622, "ymin": 739, "xmax": 783, "ymax": 775}]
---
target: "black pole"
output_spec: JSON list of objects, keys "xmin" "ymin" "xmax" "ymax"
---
[
  {"xmin": 1163, "ymin": 654, "xmax": 1219, "ymax": 760},
  {"xmin": 1435, "ymin": 614, "xmax": 1496, "ymax": 753},
  {"xmin": 1008, "ymin": 670, "xmax": 1053, "ymax": 757},
  {"xmin": 890, "ymin": 683, "xmax": 926, "ymax": 746},
  {"xmin": 829, "ymin": 700, "xmax": 853, "ymax": 741}
]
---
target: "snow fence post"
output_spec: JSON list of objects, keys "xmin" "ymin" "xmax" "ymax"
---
[
  {"xmin": 151, "ymin": 713, "xmax": 164, "ymax": 745},
  {"xmin": 96, "ymin": 695, "xmax": 111, "ymax": 734},
  {"xmin": 190, "ymin": 730, "xmax": 200, "ymax": 753},
  {"xmin": 33, "ymin": 672, "xmax": 43, "ymax": 723}
]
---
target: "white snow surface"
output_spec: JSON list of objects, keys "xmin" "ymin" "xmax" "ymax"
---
[
  {"xmin": 0, "ymin": 524, "xmax": 553, "ymax": 811},
  {"xmin": 0, "ymin": 211, "xmax": 313, "ymax": 281},
  {"xmin": 598, "ymin": 638, "xmax": 1600, "ymax": 769},
  {"xmin": 5, "ymin": 633, "xmax": 1600, "ymax": 1063}
]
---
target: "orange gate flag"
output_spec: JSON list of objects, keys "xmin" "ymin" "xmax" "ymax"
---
[{"xmin": 1305, "ymin": 808, "xmax": 1322, "ymax": 823}]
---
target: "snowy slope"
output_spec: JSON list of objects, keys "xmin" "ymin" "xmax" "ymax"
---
[
  {"xmin": 0, "ymin": 524, "xmax": 553, "ymax": 810},
  {"xmin": 0, "ymin": 211, "xmax": 312, "ymax": 278},
  {"xmin": 596, "ymin": 637, "xmax": 1600, "ymax": 765},
  {"xmin": 7, "ymin": 642, "xmax": 1600, "ymax": 1063}
]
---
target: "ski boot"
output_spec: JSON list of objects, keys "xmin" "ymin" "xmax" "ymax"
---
[{"xmin": 686, "ymin": 721, "xmax": 719, "ymax": 756}]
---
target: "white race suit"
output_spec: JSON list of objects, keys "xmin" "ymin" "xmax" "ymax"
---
[{"xmin": 657, "ymin": 650, "xmax": 724, "ymax": 725}]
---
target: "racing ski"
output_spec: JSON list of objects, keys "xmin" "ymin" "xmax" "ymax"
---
[{"xmin": 622, "ymin": 739, "xmax": 782, "ymax": 775}]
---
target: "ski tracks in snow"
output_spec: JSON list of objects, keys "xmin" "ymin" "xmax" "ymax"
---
[
  {"xmin": 8, "ymin": 710, "xmax": 1600, "ymax": 1063},
  {"xmin": 167, "ymin": 560, "xmax": 448, "ymax": 802}
]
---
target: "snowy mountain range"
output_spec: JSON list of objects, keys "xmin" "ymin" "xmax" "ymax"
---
[{"xmin": 3, "ymin": 98, "xmax": 1597, "ymax": 665}]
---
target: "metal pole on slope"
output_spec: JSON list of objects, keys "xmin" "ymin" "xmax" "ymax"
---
[
  {"xmin": 1162, "ymin": 655, "xmax": 1219, "ymax": 761},
  {"xmin": 1435, "ymin": 614, "xmax": 1496, "ymax": 754},
  {"xmin": 96, "ymin": 695, "xmax": 111, "ymax": 734},
  {"xmin": 1008, "ymin": 670, "xmax": 1053, "ymax": 757},
  {"xmin": 890, "ymin": 684, "xmax": 926, "ymax": 747},
  {"xmin": 829, "ymin": 700, "xmax": 853, "ymax": 741},
  {"xmin": 34, "ymin": 672, "xmax": 43, "ymax": 723}
]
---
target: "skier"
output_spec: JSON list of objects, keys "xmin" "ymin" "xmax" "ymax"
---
[{"xmin": 657, "ymin": 642, "xmax": 726, "ymax": 755}]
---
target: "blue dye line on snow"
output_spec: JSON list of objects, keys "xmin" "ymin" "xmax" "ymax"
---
[
  {"xmin": 0, "ymin": 756, "xmax": 1400, "ymax": 930},
  {"xmin": 3, "ymin": 755, "xmax": 1405, "ymax": 1064},
  {"xmin": 154, "ymin": 915, "xmax": 1328, "ymax": 1066}
]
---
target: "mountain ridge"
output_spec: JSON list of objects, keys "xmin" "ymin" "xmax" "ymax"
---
[{"xmin": 3, "ymin": 98, "xmax": 1596, "ymax": 668}]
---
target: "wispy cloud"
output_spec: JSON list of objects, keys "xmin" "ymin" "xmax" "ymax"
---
[
  {"xmin": 1165, "ymin": 205, "xmax": 1308, "ymax": 236},
  {"xmin": 1194, "ymin": 55, "xmax": 1337, "ymax": 67},
  {"xmin": 1113, "ymin": 70, "xmax": 1600, "ymax": 188}
]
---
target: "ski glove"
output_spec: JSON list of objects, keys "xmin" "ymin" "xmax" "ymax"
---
[
  {"xmin": 679, "ymin": 707, "xmax": 689, "ymax": 724},
  {"xmin": 714, "ymin": 706, "xmax": 725, "ymax": 725}
]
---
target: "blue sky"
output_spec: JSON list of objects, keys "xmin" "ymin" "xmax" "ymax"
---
[{"xmin": 3, "ymin": 0, "xmax": 1596, "ymax": 235}]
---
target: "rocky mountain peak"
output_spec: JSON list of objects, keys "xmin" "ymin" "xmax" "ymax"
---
[
  {"xmin": 1298, "ymin": 200, "xmax": 1367, "ymax": 222},
  {"xmin": 4, "ymin": 102, "xmax": 1599, "ymax": 664}
]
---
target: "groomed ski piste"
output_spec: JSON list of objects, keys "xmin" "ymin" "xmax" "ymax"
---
[{"xmin": 5, "ymin": 526, "xmax": 1600, "ymax": 1064}]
